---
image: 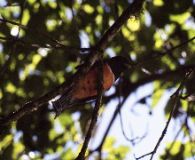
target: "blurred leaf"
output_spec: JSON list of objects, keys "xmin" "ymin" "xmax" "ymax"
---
[
  {"xmin": 103, "ymin": 136, "xmax": 116, "ymax": 152},
  {"xmin": 153, "ymin": 0, "xmax": 164, "ymax": 6},
  {"xmin": 22, "ymin": 9, "xmax": 30, "ymax": 25},
  {"xmin": 5, "ymin": 82, "xmax": 16, "ymax": 93},
  {"xmin": 104, "ymin": 137, "xmax": 130, "ymax": 160},
  {"xmin": 127, "ymin": 18, "xmax": 140, "ymax": 32},
  {"xmin": 0, "ymin": 134, "xmax": 13, "ymax": 151},
  {"xmin": 82, "ymin": 4, "xmax": 94, "ymax": 14},
  {"xmin": 0, "ymin": 143, "xmax": 13, "ymax": 160},
  {"xmin": 151, "ymin": 81, "xmax": 165, "ymax": 108},
  {"xmin": 161, "ymin": 56, "xmax": 176, "ymax": 70},
  {"xmin": 13, "ymin": 142, "xmax": 24, "ymax": 159},
  {"xmin": 170, "ymin": 12, "xmax": 191, "ymax": 25},
  {"xmin": 58, "ymin": 112, "xmax": 73, "ymax": 127},
  {"xmin": 61, "ymin": 148, "xmax": 75, "ymax": 160},
  {"xmin": 184, "ymin": 142, "xmax": 195, "ymax": 158}
]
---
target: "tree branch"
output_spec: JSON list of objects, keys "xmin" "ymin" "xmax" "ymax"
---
[
  {"xmin": 75, "ymin": 57, "xmax": 104, "ymax": 160},
  {"xmin": 95, "ymin": 0, "xmax": 144, "ymax": 50}
]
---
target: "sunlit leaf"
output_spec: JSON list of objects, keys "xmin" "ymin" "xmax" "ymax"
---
[
  {"xmin": 153, "ymin": 0, "xmax": 164, "ymax": 6},
  {"xmin": 0, "ymin": 134, "xmax": 13, "ymax": 150},
  {"xmin": 22, "ymin": 9, "xmax": 30, "ymax": 25},
  {"xmin": 170, "ymin": 12, "xmax": 191, "ymax": 25},
  {"xmin": 62, "ymin": 148, "xmax": 75, "ymax": 160},
  {"xmin": 103, "ymin": 136, "xmax": 116, "ymax": 152},
  {"xmin": 83, "ymin": 4, "xmax": 94, "ymax": 14},
  {"xmin": 58, "ymin": 113, "xmax": 73, "ymax": 127},
  {"xmin": 162, "ymin": 56, "xmax": 176, "ymax": 70},
  {"xmin": 151, "ymin": 81, "xmax": 165, "ymax": 108},
  {"xmin": 5, "ymin": 82, "xmax": 16, "ymax": 93},
  {"xmin": 46, "ymin": 19, "xmax": 58, "ymax": 32},
  {"xmin": 95, "ymin": 15, "xmax": 102, "ymax": 25},
  {"xmin": 13, "ymin": 142, "xmax": 24, "ymax": 159},
  {"xmin": 127, "ymin": 19, "xmax": 140, "ymax": 31}
]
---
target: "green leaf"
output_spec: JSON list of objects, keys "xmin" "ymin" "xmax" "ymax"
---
[
  {"xmin": 170, "ymin": 12, "xmax": 191, "ymax": 25},
  {"xmin": 151, "ymin": 81, "xmax": 165, "ymax": 108},
  {"xmin": 82, "ymin": 4, "xmax": 94, "ymax": 14},
  {"xmin": 103, "ymin": 136, "xmax": 116, "ymax": 152}
]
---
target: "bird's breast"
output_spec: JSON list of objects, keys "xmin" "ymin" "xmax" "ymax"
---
[{"xmin": 73, "ymin": 63, "xmax": 115, "ymax": 99}]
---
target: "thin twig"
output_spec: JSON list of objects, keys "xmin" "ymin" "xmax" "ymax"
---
[
  {"xmin": 0, "ymin": 1, "xmax": 26, "ymax": 79},
  {"xmin": 162, "ymin": 116, "xmax": 187, "ymax": 160},
  {"xmin": 118, "ymin": 97, "xmax": 132, "ymax": 142},
  {"xmin": 114, "ymin": 0, "xmax": 119, "ymax": 19},
  {"xmin": 0, "ymin": 35, "xmax": 91, "ymax": 52},
  {"xmin": 169, "ymin": 120, "xmax": 186, "ymax": 151},
  {"xmin": 185, "ymin": 104, "xmax": 195, "ymax": 160},
  {"xmin": 119, "ymin": 110, "xmax": 147, "ymax": 145},
  {"xmin": 117, "ymin": 78, "xmax": 148, "ymax": 145},
  {"xmin": 92, "ymin": 97, "xmax": 127, "ymax": 152},
  {"xmin": 0, "ymin": 17, "xmax": 91, "ymax": 52},
  {"xmin": 136, "ymin": 99, "xmax": 180, "ymax": 160},
  {"xmin": 136, "ymin": 36, "xmax": 195, "ymax": 68},
  {"xmin": 136, "ymin": 70, "xmax": 193, "ymax": 160}
]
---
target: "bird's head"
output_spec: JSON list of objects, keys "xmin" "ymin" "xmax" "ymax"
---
[{"xmin": 106, "ymin": 56, "xmax": 130, "ymax": 79}]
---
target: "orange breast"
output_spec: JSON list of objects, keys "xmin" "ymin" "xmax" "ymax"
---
[{"xmin": 73, "ymin": 63, "xmax": 115, "ymax": 99}]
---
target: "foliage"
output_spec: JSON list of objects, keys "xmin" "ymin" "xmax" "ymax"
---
[{"xmin": 0, "ymin": 0, "xmax": 195, "ymax": 159}]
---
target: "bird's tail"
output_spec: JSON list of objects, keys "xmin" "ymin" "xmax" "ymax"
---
[
  {"xmin": 52, "ymin": 93, "xmax": 73, "ymax": 118},
  {"xmin": 52, "ymin": 100, "xmax": 63, "ymax": 118}
]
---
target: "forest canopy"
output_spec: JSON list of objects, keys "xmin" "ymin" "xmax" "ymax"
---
[{"xmin": 0, "ymin": 0, "xmax": 195, "ymax": 160}]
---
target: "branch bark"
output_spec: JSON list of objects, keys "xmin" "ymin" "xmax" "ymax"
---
[{"xmin": 76, "ymin": 58, "xmax": 104, "ymax": 160}]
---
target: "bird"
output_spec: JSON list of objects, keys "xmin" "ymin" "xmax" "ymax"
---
[{"xmin": 52, "ymin": 56, "xmax": 130, "ymax": 116}]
